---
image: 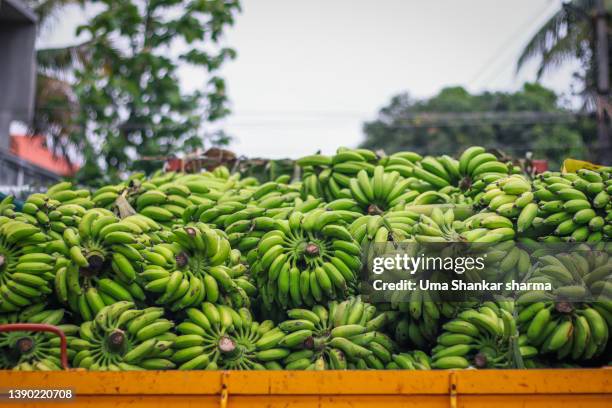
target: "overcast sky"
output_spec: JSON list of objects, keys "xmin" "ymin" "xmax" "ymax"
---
[{"xmin": 38, "ymin": 0, "xmax": 579, "ymax": 159}]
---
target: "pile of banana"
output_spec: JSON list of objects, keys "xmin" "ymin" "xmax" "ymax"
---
[
  {"xmin": 74, "ymin": 302, "xmax": 176, "ymax": 370},
  {"xmin": 0, "ymin": 219, "xmax": 52, "ymax": 312},
  {"xmin": 274, "ymin": 297, "xmax": 398, "ymax": 369},
  {"xmin": 515, "ymin": 250, "xmax": 611, "ymax": 362},
  {"xmin": 430, "ymin": 300, "xmax": 527, "ymax": 369},
  {"xmin": 173, "ymin": 303, "xmax": 286, "ymax": 370},
  {"xmin": 0, "ymin": 305, "xmax": 78, "ymax": 370},
  {"xmin": 140, "ymin": 223, "xmax": 252, "ymax": 310},
  {"xmin": 411, "ymin": 207, "xmax": 515, "ymax": 243},
  {"xmin": 525, "ymin": 169, "xmax": 612, "ymax": 242},
  {"xmin": 0, "ymin": 145, "xmax": 610, "ymax": 371},
  {"xmin": 250, "ymin": 210, "xmax": 362, "ymax": 309},
  {"xmin": 49, "ymin": 209, "xmax": 156, "ymax": 320}
]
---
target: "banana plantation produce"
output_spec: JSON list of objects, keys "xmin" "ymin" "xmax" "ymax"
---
[
  {"xmin": 431, "ymin": 300, "xmax": 527, "ymax": 369},
  {"xmin": 0, "ymin": 219, "xmax": 53, "ymax": 312},
  {"xmin": 141, "ymin": 223, "xmax": 251, "ymax": 311},
  {"xmin": 276, "ymin": 297, "xmax": 398, "ymax": 369},
  {"xmin": 173, "ymin": 303, "xmax": 284, "ymax": 370},
  {"xmin": 251, "ymin": 209, "xmax": 362, "ymax": 309},
  {"xmin": 74, "ymin": 302, "xmax": 175, "ymax": 370},
  {"xmin": 0, "ymin": 145, "xmax": 610, "ymax": 371},
  {"xmin": 516, "ymin": 250, "xmax": 611, "ymax": 362},
  {"xmin": 50, "ymin": 210, "xmax": 155, "ymax": 320},
  {"xmin": 0, "ymin": 305, "xmax": 78, "ymax": 370}
]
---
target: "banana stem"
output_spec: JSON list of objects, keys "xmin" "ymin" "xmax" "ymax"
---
[
  {"xmin": 86, "ymin": 253, "xmax": 105, "ymax": 272},
  {"xmin": 367, "ymin": 204, "xmax": 383, "ymax": 215},
  {"xmin": 555, "ymin": 301, "xmax": 573, "ymax": 314},
  {"xmin": 305, "ymin": 243, "xmax": 319, "ymax": 256},
  {"xmin": 176, "ymin": 252, "xmax": 189, "ymax": 268},
  {"xmin": 473, "ymin": 352, "xmax": 488, "ymax": 368},
  {"xmin": 218, "ymin": 336, "xmax": 237, "ymax": 355},
  {"xmin": 107, "ymin": 329, "xmax": 126, "ymax": 351},
  {"xmin": 16, "ymin": 337, "xmax": 34, "ymax": 354}
]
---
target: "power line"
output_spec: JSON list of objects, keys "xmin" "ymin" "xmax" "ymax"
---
[{"xmin": 468, "ymin": 1, "xmax": 558, "ymax": 88}]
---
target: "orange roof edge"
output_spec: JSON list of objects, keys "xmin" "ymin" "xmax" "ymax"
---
[{"xmin": 9, "ymin": 135, "xmax": 78, "ymax": 177}]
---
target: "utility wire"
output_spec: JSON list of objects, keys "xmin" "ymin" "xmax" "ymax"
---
[{"xmin": 468, "ymin": 0, "xmax": 558, "ymax": 88}]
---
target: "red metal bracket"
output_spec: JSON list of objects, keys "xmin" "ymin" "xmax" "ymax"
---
[{"xmin": 0, "ymin": 323, "xmax": 69, "ymax": 370}]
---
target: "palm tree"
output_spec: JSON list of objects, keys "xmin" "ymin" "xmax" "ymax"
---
[{"xmin": 516, "ymin": 0, "xmax": 610, "ymax": 109}]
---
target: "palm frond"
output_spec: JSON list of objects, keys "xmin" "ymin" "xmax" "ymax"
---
[
  {"xmin": 516, "ymin": 8, "xmax": 568, "ymax": 72},
  {"xmin": 516, "ymin": 0, "xmax": 596, "ymax": 74},
  {"xmin": 535, "ymin": 21, "xmax": 590, "ymax": 78}
]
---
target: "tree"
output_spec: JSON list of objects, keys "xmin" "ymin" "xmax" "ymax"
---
[
  {"xmin": 360, "ymin": 83, "xmax": 592, "ymax": 169},
  {"xmin": 24, "ymin": 0, "xmax": 88, "ymax": 168},
  {"xmin": 69, "ymin": 0, "xmax": 240, "ymax": 182},
  {"xmin": 516, "ymin": 0, "xmax": 611, "ymax": 108}
]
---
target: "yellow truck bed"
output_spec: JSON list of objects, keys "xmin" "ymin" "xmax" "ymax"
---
[{"xmin": 0, "ymin": 369, "xmax": 610, "ymax": 407}]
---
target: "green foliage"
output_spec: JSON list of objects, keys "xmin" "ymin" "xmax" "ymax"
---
[
  {"xmin": 72, "ymin": 0, "xmax": 241, "ymax": 182},
  {"xmin": 516, "ymin": 0, "xmax": 612, "ymax": 106},
  {"xmin": 360, "ymin": 83, "xmax": 595, "ymax": 169}
]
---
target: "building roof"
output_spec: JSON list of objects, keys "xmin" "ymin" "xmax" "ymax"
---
[
  {"xmin": 0, "ymin": 0, "xmax": 37, "ymax": 23},
  {"xmin": 10, "ymin": 135, "xmax": 78, "ymax": 176}
]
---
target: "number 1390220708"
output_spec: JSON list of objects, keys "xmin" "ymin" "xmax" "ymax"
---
[{"xmin": 3, "ymin": 389, "xmax": 74, "ymax": 400}]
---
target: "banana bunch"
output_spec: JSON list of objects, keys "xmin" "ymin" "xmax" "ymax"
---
[
  {"xmin": 0, "ymin": 195, "xmax": 16, "ymax": 217},
  {"xmin": 412, "ymin": 207, "xmax": 463, "ymax": 243},
  {"xmin": 403, "ymin": 148, "xmax": 512, "ymax": 197},
  {"xmin": 380, "ymin": 152, "xmax": 467, "ymax": 196},
  {"xmin": 0, "ymin": 306, "xmax": 79, "ymax": 370},
  {"xmin": 140, "ymin": 222, "xmax": 251, "ymax": 310},
  {"xmin": 183, "ymin": 180, "xmax": 298, "ymax": 232},
  {"xmin": 33, "ymin": 181, "xmax": 93, "ymax": 210},
  {"xmin": 248, "ymin": 181, "xmax": 301, "ymax": 212},
  {"xmin": 412, "ymin": 207, "xmax": 515, "ymax": 243},
  {"xmin": 184, "ymin": 192, "xmax": 250, "ymax": 226},
  {"xmin": 387, "ymin": 290, "xmax": 461, "ymax": 350},
  {"xmin": 0, "ymin": 218, "xmax": 52, "ymax": 312},
  {"xmin": 378, "ymin": 151, "xmax": 423, "ymax": 177},
  {"xmin": 136, "ymin": 184, "xmax": 209, "ymax": 226},
  {"xmin": 411, "ymin": 188, "xmax": 473, "ymax": 205},
  {"xmin": 17, "ymin": 184, "xmax": 94, "ymax": 239},
  {"xmin": 517, "ymin": 297, "xmax": 610, "ymax": 361},
  {"xmin": 116, "ymin": 171, "xmax": 245, "ymax": 225},
  {"xmin": 456, "ymin": 146, "xmax": 514, "ymax": 195},
  {"xmin": 22, "ymin": 199, "xmax": 88, "ymax": 240},
  {"xmin": 430, "ymin": 301, "xmax": 526, "ymax": 369},
  {"xmin": 476, "ymin": 240, "xmax": 532, "ymax": 284},
  {"xmin": 476, "ymin": 174, "xmax": 534, "ymax": 222},
  {"xmin": 298, "ymin": 147, "xmax": 379, "ymax": 201},
  {"xmin": 173, "ymin": 303, "xmax": 287, "ymax": 370},
  {"xmin": 348, "ymin": 211, "xmax": 419, "ymax": 244},
  {"xmin": 90, "ymin": 172, "xmax": 152, "ymax": 208},
  {"xmin": 275, "ymin": 297, "xmax": 397, "ymax": 369},
  {"xmin": 385, "ymin": 350, "xmax": 431, "ymax": 370},
  {"xmin": 74, "ymin": 301, "xmax": 176, "ymax": 370},
  {"xmin": 526, "ymin": 169, "xmax": 612, "ymax": 242},
  {"xmin": 251, "ymin": 209, "xmax": 362, "ymax": 308},
  {"xmin": 515, "ymin": 250, "xmax": 611, "ymax": 360},
  {"xmin": 50, "ymin": 209, "xmax": 154, "ymax": 320},
  {"xmin": 348, "ymin": 165, "xmax": 422, "ymax": 214},
  {"xmin": 199, "ymin": 182, "xmax": 300, "ymax": 234},
  {"xmin": 523, "ymin": 247, "xmax": 611, "ymax": 296}
]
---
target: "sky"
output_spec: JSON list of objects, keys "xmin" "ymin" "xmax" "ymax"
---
[{"xmin": 35, "ymin": 0, "xmax": 580, "ymax": 159}]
